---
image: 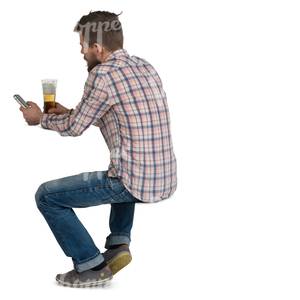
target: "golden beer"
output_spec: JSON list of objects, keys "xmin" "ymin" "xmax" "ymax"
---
[
  {"xmin": 43, "ymin": 94, "xmax": 55, "ymax": 113},
  {"xmin": 41, "ymin": 79, "xmax": 57, "ymax": 114}
]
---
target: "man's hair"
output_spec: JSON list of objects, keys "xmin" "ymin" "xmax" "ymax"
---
[{"xmin": 74, "ymin": 11, "xmax": 123, "ymax": 52}]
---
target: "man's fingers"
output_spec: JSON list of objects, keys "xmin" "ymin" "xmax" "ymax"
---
[{"xmin": 48, "ymin": 108, "xmax": 56, "ymax": 113}]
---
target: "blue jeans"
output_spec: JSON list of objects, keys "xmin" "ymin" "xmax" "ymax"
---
[{"xmin": 35, "ymin": 171, "xmax": 141, "ymax": 273}]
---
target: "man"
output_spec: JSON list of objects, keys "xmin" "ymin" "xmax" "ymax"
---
[{"xmin": 20, "ymin": 11, "xmax": 177, "ymax": 288}]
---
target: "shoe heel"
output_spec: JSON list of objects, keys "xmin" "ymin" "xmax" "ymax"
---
[{"xmin": 109, "ymin": 253, "xmax": 132, "ymax": 275}]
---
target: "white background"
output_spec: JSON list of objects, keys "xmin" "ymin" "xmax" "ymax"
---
[{"xmin": 1, "ymin": 0, "xmax": 300, "ymax": 299}]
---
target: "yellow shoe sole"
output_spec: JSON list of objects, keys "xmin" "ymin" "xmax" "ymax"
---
[{"xmin": 108, "ymin": 252, "xmax": 132, "ymax": 275}]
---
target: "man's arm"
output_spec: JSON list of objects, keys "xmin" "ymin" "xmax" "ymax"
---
[
  {"xmin": 20, "ymin": 72, "xmax": 110, "ymax": 136},
  {"xmin": 38, "ymin": 73, "xmax": 110, "ymax": 137},
  {"xmin": 40, "ymin": 94, "xmax": 110, "ymax": 137}
]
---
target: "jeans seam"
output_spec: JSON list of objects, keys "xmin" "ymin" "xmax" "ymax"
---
[
  {"xmin": 40, "ymin": 187, "xmax": 112, "ymax": 205},
  {"xmin": 110, "ymin": 188, "xmax": 130, "ymax": 203},
  {"xmin": 40, "ymin": 178, "xmax": 111, "ymax": 199}
]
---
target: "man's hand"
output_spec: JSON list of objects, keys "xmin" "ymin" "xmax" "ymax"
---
[
  {"xmin": 20, "ymin": 101, "xmax": 43, "ymax": 125},
  {"xmin": 48, "ymin": 102, "xmax": 71, "ymax": 115}
]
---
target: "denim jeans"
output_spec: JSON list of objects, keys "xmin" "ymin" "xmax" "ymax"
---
[{"xmin": 35, "ymin": 171, "xmax": 141, "ymax": 273}]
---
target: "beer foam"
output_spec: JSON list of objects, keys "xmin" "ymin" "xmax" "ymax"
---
[{"xmin": 42, "ymin": 79, "xmax": 57, "ymax": 94}]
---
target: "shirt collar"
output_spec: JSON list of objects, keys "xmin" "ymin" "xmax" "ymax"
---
[{"xmin": 105, "ymin": 49, "xmax": 129, "ymax": 62}]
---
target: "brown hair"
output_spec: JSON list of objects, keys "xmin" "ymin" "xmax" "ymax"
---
[{"xmin": 74, "ymin": 11, "xmax": 123, "ymax": 52}]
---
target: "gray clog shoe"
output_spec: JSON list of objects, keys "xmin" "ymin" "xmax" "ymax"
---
[
  {"xmin": 102, "ymin": 245, "xmax": 132, "ymax": 275},
  {"xmin": 56, "ymin": 265, "xmax": 113, "ymax": 287}
]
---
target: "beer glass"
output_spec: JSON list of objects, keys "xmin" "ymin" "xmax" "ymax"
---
[{"xmin": 42, "ymin": 79, "xmax": 57, "ymax": 113}]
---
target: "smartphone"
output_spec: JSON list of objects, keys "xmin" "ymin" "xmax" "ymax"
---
[{"xmin": 13, "ymin": 94, "xmax": 30, "ymax": 109}]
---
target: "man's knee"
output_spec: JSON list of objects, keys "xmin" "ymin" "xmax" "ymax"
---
[{"xmin": 35, "ymin": 183, "xmax": 47, "ymax": 208}]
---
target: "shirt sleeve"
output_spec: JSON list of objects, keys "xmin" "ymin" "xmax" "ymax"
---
[{"xmin": 40, "ymin": 72, "xmax": 110, "ymax": 137}]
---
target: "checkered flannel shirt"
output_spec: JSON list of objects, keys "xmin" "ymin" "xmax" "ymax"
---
[{"xmin": 40, "ymin": 49, "xmax": 177, "ymax": 202}]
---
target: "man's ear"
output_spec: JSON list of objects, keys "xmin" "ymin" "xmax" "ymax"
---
[{"xmin": 94, "ymin": 43, "xmax": 104, "ymax": 54}]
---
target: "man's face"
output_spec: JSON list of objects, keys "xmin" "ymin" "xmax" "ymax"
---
[{"xmin": 80, "ymin": 34, "xmax": 101, "ymax": 72}]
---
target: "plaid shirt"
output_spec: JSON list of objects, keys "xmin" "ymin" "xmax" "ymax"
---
[{"xmin": 40, "ymin": 49, "xmax": 177, "ymax": 202}]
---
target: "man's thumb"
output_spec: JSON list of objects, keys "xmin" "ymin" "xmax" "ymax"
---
[{"xmin": 47, "ymin": 108, "xmax": 56, "ymax": 114}]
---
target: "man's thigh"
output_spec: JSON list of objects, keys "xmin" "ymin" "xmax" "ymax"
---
[{"xmin": 35, "ymin": 171, "xmax": 126, "ymax": 208}]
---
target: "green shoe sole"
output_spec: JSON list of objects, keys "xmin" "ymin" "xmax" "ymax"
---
[{"xmin": 108, "ymin": 253, "xmax": 132, "ymax": 275}]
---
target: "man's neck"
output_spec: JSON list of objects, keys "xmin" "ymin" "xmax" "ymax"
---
[{"xmin": 100, "ymin": 48, "xmax": 122, "ymax": 63}]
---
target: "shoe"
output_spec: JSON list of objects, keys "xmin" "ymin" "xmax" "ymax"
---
[
  {"xmin": 102, "ymin": 245, "xmax": 132, "ymax": 275},
  {"xmin": 56, "ymin": 265, "xmax": 113, "ymax": 288}
]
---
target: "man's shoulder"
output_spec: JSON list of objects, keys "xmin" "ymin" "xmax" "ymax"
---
[
  {"xmin": 89, "ymin": 49, "xmax": 157, "ymax": 82},
  {"xmin": 91, "ymin": 62, "xmax": 116, "ymax": 76}
]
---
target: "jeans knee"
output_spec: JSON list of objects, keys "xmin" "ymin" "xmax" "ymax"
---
[{"xmin": 35, "ymin": 183, "xmax": 47, "ymax": 208}]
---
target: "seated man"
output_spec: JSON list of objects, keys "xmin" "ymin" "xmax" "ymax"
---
[{"xmin": 20, "ymin": 10, "xmax": 177, "ymax": 287}]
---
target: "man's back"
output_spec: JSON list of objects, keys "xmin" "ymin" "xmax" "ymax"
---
[{"xmin": 89, "ymin": 49, "xmax": 177, "ymax": 202}]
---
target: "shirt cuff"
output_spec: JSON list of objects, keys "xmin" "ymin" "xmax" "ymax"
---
[{"xmin": 40, "ymin": 114, "xmax": 49, "ymax": 128}]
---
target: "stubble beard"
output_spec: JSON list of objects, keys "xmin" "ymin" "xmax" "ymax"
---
[{"xmin": 84, "ymin": 54, "xmax": 101, "ymax": 73}]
